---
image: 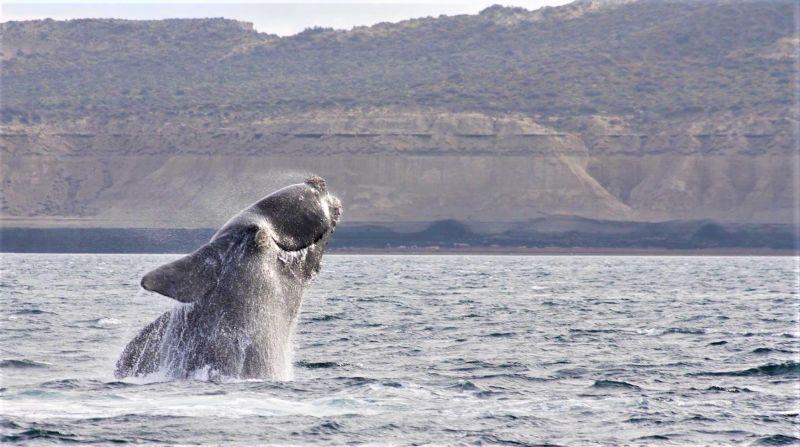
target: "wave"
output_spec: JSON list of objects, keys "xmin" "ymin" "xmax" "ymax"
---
[
  {"xmin": 635, "ymin": 434, "xmax": 671, "ymax": 441},
  {"xmin": 336, "ymin": 376, "xmax": 379, "ymax": 387},
  {"xmin": 307, "ymin": 314, "xmax": 343, "ymax": 322},
  {"xmin": 0, "ymin": 419, "xmax": 21, "ymax": 429},
  {"xmin": 295, "ymin": 360, "xmax": 344, "ymax": 369},
  {"xmin": 469, "ymin": 372, "xmax": 550, "ymax": 383},
  {"xmin": 0, "ymin": 359, "xmax": 49, "ymax": 368},
  {"xmin": 89, "ymin": 317, "xmax": 121, "ymax": 328},
  {"xmin": 639, "ymin": 327, "xmax": 706, "ymax": 336},
  {"xmin": 449, "ymin": 380, "xmax": 481, "ymax": 391},
  {"xmin": 752, "ymin": 347, "xmax": 795, "ymax": 354},
  {"xmin": 476, "ymin": 433, "xmax": 564, "ymax": 446},
  {"xmin": 1, "ymin": 428, "xmax": 78, "ymax": 443},
  {"xmin": 12, "ymin": 309, "xmax": 53, "ymax": 315},
  {"xmin": 706, "ymin": 385, "xmax": 753, "ymax": 393},
  {"xmin": 1, "ymin": 426, "xmax": 132, "ymax": 444},
  {"xmin": 38, "ymin": 379, "xmax": 135, "ymax": 390},
  {"xmin": 570, "ymin": 328, "xmax": 617, "ymax": 334},
  {"xmin": 751, "ymin": 434, "xmax": 800, "ymax": 446},
  {"xmin": 304, "ymin": 420, "xmax": 343, "ymax": 435},
  {"xmin": 695, "ymin": 361, "xmax": 800, "ymax": 377},
  {"xmin": 486, "ymin": 332, "xmax": 516, "ymax": 338},
  {"xmin": 39, "ymin": 379, "xmax": 84, "ymax": 390},
  {"xmin": 592, "ymin": 380, "xmax": 641, "ymax": 390}
]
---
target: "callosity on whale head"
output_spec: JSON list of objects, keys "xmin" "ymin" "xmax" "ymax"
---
[{"xmin": 116, "ymin": 176, "xmax": 342, "ymax": 380}]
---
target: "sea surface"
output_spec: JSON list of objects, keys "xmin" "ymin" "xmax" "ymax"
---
[{"xmin": 1, "ymin": 254, "xmax": 798, "ymax": 446}]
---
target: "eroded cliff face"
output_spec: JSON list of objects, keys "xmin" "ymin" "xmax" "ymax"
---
[{"xmin": 2, "ymin": 109, "xmax": 795, "ymax": 228}]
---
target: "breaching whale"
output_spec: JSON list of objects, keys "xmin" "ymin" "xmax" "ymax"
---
[{"xmin": 115, "ymin": 176, "xmax": 342, "ymax": 380}]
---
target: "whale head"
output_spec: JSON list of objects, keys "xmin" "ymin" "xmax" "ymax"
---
[{"xmin": 140, "ymin": 176, "xmax": 342, "ymax": 304}]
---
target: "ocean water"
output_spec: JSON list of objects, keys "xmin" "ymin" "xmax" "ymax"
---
[{"xmin": 1, "ymin": 254, "xmax": 798, "ymax": 446}]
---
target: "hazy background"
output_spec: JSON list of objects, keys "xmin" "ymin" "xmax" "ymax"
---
[{"xmin": 2, "ymin": 1, "xmax": 572, "ymax": 35}]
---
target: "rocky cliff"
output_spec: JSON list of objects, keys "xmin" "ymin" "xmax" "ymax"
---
[{"xmin": 1, "ymin": 0, "xmax": 797, "ymax": 229}]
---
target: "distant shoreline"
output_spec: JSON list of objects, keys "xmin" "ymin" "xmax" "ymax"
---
[
  {"xmin": 329, "ymin": 247, "xmax": 799, "ymax": 256},
  {"xmin": 2, "ymin": 225, "xmax": 797, "ymax": 255},
  {"xmin": 4, "ymin": 248, "xmax": 794, "ymax": 257}
]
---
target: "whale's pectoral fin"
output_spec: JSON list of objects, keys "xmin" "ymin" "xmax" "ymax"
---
[{"xmin": 140, "ymin": 240, "xmax": 226, "ymax": 302}]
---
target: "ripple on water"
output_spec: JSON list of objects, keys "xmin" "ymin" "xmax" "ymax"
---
[
  {"xmin": 89, "ymin": 318, "xmax": 121, "ymax": 328},
  {"xmin": 751, "ymin": 434, "xmax": 800, "ymax": 446},
  {"xmin": 39, "ymin": 379, "xmax": 85, "ymax": 390},
  {"xmin": 0, "ymin": 359, "xmax": 49, "ymax": 369},
  {"xmin": 591, "ymin": 380, "xmax": 642, "ymax": 390},
  {"xmin": 635, "ymin": 434, "xmax": 672, "ymax": 441},
  {"xmin": 752, "ymin": 347, "xmax": 795, "ymax": 354},
  {"xmin": 448, "ymin": 380, "xmax": 481, "ymax": 391},
  {"xmin": 705, "ymin": 386, "xmax": 754, "ymax": 393},
  {"xmin": 307, "ymin": 314, "xmax": 343, "ymax": 322},
  {"xmin": 639, "ymin": 327, "xmax": 706, "ymax": 336},
  {"xmin": 295, "ymin": 360, "xmax": 344, "ymax": 369},
  {"xmin": 1, "ymin": 423, "xmax": 135, "ymax": 445},
  {"xmin": 37, "ymin": 379, "xmax": 135, "ymax": 391},
  {"xmin": 694, "ymin": 361, "xmax": 800, "ymax": 377},
  {"xmin": 11, "ymin": 309, "xmax": 53, "ymax": 315},
  {"xmin": 1, "ymin": 428, "xmax": 78, "ymax": 444}
]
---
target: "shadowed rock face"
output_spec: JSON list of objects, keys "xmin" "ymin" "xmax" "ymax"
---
[{"xmin": 114, "ymin": 177, "xmax": 342, "ymax": 380}]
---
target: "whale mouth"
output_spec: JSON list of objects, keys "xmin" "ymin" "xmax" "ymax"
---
[{"xmin": 273, "ymin": 231, "xmax": 326, "ymax": 253}]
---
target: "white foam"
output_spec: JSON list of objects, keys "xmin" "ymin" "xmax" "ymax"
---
[
  {"xmin": 94, "ymin": 318, "xmax": 121, "ymax": 327},
  {"xmin": 1, "ymin": 391, "xmax": 380, "ymax": 420},
  {"xmin": 134, "ymin": 243, "xmax": 306, "ymax": 381}
]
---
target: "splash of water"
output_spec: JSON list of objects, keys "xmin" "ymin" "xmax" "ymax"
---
[{"xmin": 133, "ymin": 242, "xmax": 315, "ymax": 382}]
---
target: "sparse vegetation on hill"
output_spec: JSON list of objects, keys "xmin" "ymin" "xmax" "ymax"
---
[{"xmin": 1, "ymin": 0, "xmax": 794, "ymax": 120}]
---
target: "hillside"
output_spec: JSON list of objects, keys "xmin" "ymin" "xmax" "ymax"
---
[{"xmin": 1, "ymin": 0, "xmax": 797, "ymax": 229}]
